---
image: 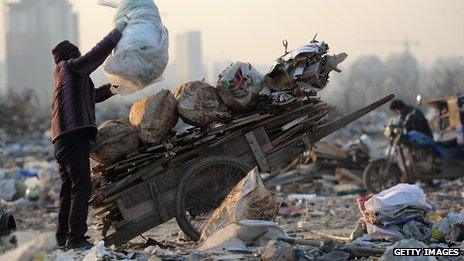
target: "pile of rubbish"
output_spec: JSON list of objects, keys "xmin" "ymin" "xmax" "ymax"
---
[
  {"xmin": 0, "ymin": 161, "xmax": 60, "ymax": 205},
  {"xmin": 356, "ymin": 184, "xmax": 433, "ymax": 242},
  {"xmin": 346, "ymin": 183, "xmax": 464, "ymax": 249},
  {"xmin": 88, "ymin": 39, "xmax": 347, "ymax": 243},
  {"xmin": 264, "ymin": 135, "xmax": 376, "ymax": 191},
  {"xmin": 91, "ymin": 38, "xmax": 346, "ymax": 165}
]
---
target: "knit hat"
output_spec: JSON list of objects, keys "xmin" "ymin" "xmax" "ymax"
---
[{"xmin": 52, "ymin": 40, "xmax": 79, "ymax": 64}]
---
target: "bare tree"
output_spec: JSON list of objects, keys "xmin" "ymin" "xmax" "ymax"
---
[
  {"xmin": 383, "ymin": 51, "xmax": 421, "ymax": 101},
  {"xmin": 323, "ymin": 55, "xmax": 386, "ymax": 112},
  {"xmin": 421, "ymin": 57, "xmax": 464, "ymax": 98}
]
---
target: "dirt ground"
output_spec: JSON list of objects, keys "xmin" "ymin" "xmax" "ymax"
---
[{"xmin": 2, "ymin": 178, "xmax": 463, "ymax": 259}]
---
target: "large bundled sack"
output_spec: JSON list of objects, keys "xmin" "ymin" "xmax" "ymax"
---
[
  {"xmin": 364, "ymin": 183, "xmax": 432, "ymax": 224},
  {"xmin": 90, "ymin": 120, "xmax": 140, "ymax": 164},
  {"xmin": 129, "ymin": 89, "xmax": 178, "ymax": 144},
  {"xmin": 216, "ymin": 62, "xmax": 264, "ymax": 112},
  {"xmin": 174, "ymin": 81, "xmax": 230, "ymax": 127},
  {"xmin": 200, "ymin": 168, "xmax": 280, "ymax": 242},
  {"xmin": 99, "ymin": 0, "xmax": 169, "ymax": 95},
  {"xmin": 363, "ymin": 184, "xmax": 433, "ymax": 242}
]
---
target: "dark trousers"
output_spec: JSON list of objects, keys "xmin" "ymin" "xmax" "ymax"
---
[{"xmin": 53, "ymin": 131, "xmax": 91, "ymax": 242}]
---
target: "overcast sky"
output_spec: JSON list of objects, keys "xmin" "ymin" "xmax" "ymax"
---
[{"xmin": 69, "ymin": 0, "xmax": 464, "ymax": 68}]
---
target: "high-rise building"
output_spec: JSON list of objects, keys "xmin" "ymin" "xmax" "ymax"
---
[
  {"xmin": 0, "ymin": 61, "xmax": 6, "ymax": 96},
  {"xmin": 175, "ymin": 31, "xmax": 205, "ymax": 82},
  {"xmin": 4, "ymin": 0, "xmax": 78, "ymax": 108},
  {"xmin": 210, "ymin": 60, "xmax": 231, "ymax": 83}
]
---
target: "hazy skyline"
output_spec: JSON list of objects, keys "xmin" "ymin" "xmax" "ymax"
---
[{"xmin": 69, "ymin": 0, "xmax": 463, "ymax": 68}]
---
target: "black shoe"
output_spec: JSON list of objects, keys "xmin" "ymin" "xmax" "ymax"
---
[
  {"xmin": 56, "ymin": 234, "xmax": 67, "ymax": 249},
  {"xmin": 66, "ymin": 238, "xmax": 94, "ymax": 250}
]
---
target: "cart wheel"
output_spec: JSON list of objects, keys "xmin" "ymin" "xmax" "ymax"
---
[
  {"xmin": 363, "ymin": 159, "xmax": 401, "ymax": 194},
  {"xmin": 175, "ymin": 156, "xmax": 252, "ymax": 241}
]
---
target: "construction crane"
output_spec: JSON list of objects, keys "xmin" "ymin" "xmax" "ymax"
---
[{"xmin": 356, "ymin": 37, "xmax": 420, "ymax": 54}]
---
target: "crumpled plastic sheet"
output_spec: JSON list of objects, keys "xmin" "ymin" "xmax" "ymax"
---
[{"xmin": 432, "ymin": 211, "xmax": 464, "ymax": 242}]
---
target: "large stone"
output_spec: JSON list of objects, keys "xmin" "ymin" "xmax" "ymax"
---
[
  {"xmin": 174, "ymin": 81, "xmax": 230, "ymax": 127},
  {"xmin": 262, "ymin": 240, "xmax": 296, "ymax": 261},
  {"xmin": 129, "ymin": 89, "xmax": 178, "ymax": 144},
  {"xmin": 90, "ymin": 120, "xmax": 140, "ymax": 164}
]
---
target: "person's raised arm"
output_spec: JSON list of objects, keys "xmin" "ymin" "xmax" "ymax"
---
[
  {"xmin": 94, "ymin": 83, "xmax": 117, "ymax": 103},
  {"xmin": 68, "ymin": 22, "xmax": 127, "ymax": 75}
]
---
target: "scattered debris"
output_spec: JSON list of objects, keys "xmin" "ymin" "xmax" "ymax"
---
[
  {"xmin": 199, "ymin": 220, "xmax": 287, "ymax": 253},
  {"xmin": 0, "ymin": 170, "xmax": 15, "ymax": 201},
  {"xmin": 379, "ymin": 239, "xmax": 436, "ymax": 261},
  {"xmin": 261, "ymin": 239, "xmax": 296, "ymax": 261},
  {"xmin": 432, "ymin": 211, "xmax": 464, "ymax": 243},
  {"xmin": 0, "ymin": 232, "xmax": 55, "ymax": 260}
]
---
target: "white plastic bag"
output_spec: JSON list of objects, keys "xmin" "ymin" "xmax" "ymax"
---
[
  {"xmin": 364, "ymin": 183, "xmax": 432, "ymax": 222},
  {"xmin": 216, "ymin": 62, "xmax": 264, "ymax": 111},
  {"xmin": 100, "ymin": 0, "xmax": 169, "ymax": 95}
]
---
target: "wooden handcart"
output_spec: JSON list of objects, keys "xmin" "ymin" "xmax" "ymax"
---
[{"xmin": 90, "ymin": 94, "xmax": 394, "ymax": 246}]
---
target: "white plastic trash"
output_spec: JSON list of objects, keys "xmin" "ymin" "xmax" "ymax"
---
[
  {"xmin": 99, "ymin": 0, "xmax": 169, "ymax": 95},
  {"xmin": 0, "ymin": 179, "xmax": 16, "ymax": 201},
  {"xmin": 364, "ymin": 183, "xmax": 432, "ymax": 221}
]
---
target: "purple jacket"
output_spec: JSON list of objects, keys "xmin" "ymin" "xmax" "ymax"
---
[{"xmin": 51, "ymin": 29, "xmax": 122, "ymax": 143}]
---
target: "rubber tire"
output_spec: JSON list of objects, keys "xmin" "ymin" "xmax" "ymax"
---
[
  {"xmin": 363, "ymin": 159, "xmax": 401, "ymax": 194},
  {"xmin": 175, "ymin": 156, "xmax": 252, "ymax": 241}
]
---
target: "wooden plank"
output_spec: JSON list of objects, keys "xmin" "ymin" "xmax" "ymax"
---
[
  {"xmin": 207, "ymin": 113, "xmax": 271, "ymax": 135},
  {"xmin": 265, "ymin": 139, "xmax": 306, "ymax": 172},
  {"xmin": 314, "ymin": 142, "xmax": 348, "ymax": 160},
  {"xmin": 117, "ymin": 198, "xmax": 155, "ymax": 221},
  {"xmin": 104, "ymin": 190, "xmax": 179, "ymax": 246},
  {"xmin": 308, "ymin": 94, "xmax": 394, "ymax": 143},
  {"xmin": 104, "ymin": 212, "xmax": 162, "ymax": 247},
  {"xmin": 271, "ymin": 124, "xmax": 304, "ymax": 147},
  {"xmin": 245, "ymin": 131, "xmax": 271, "ymax": 172},
  {"xmin": 149, "ymin": 181, "xmax": 170, "ymax": 222},
  {"xmin": 120, "ymin": 183, "xmax": 151, "ymax": 208}
]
